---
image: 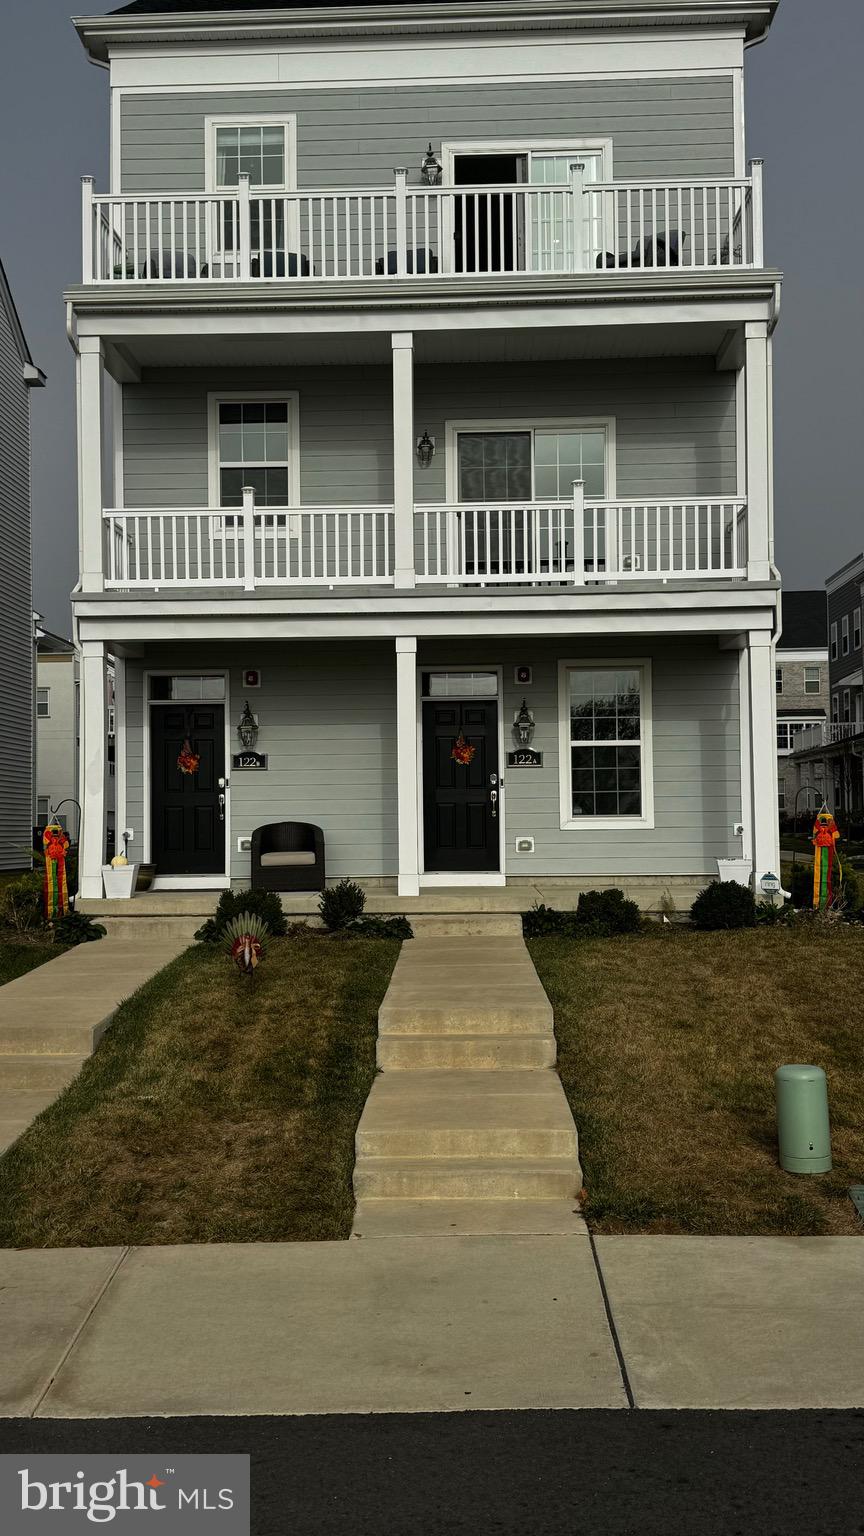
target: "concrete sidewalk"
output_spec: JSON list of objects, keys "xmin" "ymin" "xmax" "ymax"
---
[{"xmin": 1, "ymin": 1236, "xmax": 861, "ymax": 1418}]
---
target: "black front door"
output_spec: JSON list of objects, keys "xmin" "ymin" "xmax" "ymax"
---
[
  {"xmin": 150, "ymin": 704, "xmax": 225, "ymax": 875},
  {"xmin": 422, "ymin": 699, "xmax": 499, "ymax": 873}
]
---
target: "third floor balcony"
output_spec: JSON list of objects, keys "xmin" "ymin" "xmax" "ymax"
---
[{"xmin": 82, "ymin": 162, "xmax": 764, "ymax": 289}]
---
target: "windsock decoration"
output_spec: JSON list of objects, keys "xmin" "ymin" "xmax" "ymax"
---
[
  {"xmin": 42, "ymin": 821, "xmax": 71, "ymax": 921},
  {"xmin": 811, "ymin": 810, "xmax": 841, "ymax": 909}
]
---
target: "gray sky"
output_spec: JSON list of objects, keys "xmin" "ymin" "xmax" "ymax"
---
[{"xmin": 1, "ymin": 0, "xmax": 861, "ymax": 635}]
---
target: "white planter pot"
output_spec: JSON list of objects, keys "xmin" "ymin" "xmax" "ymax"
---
[
  {"xmin": 102, "ymin": 863, "xmax": 140, "ymax": 899},
  {"xmin": 716, "ymin": 857, "xmax": 753, "ymax": 886}
]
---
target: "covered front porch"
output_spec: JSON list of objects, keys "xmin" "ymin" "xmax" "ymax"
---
[{"xmin": 75, "ymin": 607, "xmax": 781, "ymax": 904}]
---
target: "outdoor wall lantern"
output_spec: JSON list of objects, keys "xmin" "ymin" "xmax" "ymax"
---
[
  {"xmin": 514, "ymin": 699, "xmax": 536, "ymax": 747},
  {"xmin": 416, "ymin": 431, "xmax": 436, "ymax": 468},
  {"xmin": 421, "ymin": 142, "xmax": 442, "ymax": 185},
  {"xmin": 237, "ymin": 700, "xmax": 259, "ymax": 751}
]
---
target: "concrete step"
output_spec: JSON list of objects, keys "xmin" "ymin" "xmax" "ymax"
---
[
  {"xmin": 97, "ymin": 917, "xmax": 200, "ymax": 942},
  {"xmin": 0, "ymin": 1055, "xmax": 88, "ymax": 1092},
  {"xmin": 353, "ymin": 1156, "xmax": 582, "ymax": 1202},
  {"xmin": 356, "ymin": 1071, "xmax": 577, "ymax": 1160},
  {"xmin": 378, "ymin": 1000, "xmax": 552, "ymax": 1034},
  {"xmin": 351, "ymin": 1198, "xmax": 587, "ymax": 1238},
  {"xmin": 0, "ymin": 1019, "xmax": 107, "ymax": 1055},
  {"xmin": 377, "ymin": 1033, "xmax": 557, "ymax": 1070},
  {"xmin": 407, "ymin": 915, "xmax": 523, "ymax": 938}
]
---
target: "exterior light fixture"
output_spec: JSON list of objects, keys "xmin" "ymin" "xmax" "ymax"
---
[
  {"xmin": 237, "ymin": 700, "xmax": 259, "ymax": 750},
  {"xmin": 416, "ymin": 431, "xmax": 436, "ymax": 468},
  {"xmin": 514, "ymin": 699, "xmax": 535, "ymax": 747},
  {"xmin": 421, "ymin": 142, "xmax": 442, "ymax": 186}
]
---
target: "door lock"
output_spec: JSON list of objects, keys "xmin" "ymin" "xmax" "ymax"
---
[
  {"xmin": 490, "ymin": 788, "xmax": 498, "ymax": 820},
  {"xmin": 218, "ymin": 792, "xmax": 225, "ymax": 822}
]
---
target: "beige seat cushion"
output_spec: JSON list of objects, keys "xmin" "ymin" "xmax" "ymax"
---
[{"xmin": 259, "ymin": 851, "xmax": 316, "ymax": 868}]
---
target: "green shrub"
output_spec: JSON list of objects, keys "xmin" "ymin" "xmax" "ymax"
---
[
  {"xmin": 51, "ymin": 911, "xmax": 106, "ymax": 945},
  {"xmin": 576, "ymin": 887, "xmax": 641, "ymax": 935},
  {"xmin": 523, "ymin": 889, "xmax": 642, "ymax": 940},
  {"xmin": 839, "ymin": 865, "xmax": 864, "ymax": 914},
  {"xmin": 755, "ymin": 900, "xmax": 794, "ymax": 927},
  {"xmin": 690, "ymin": 880, "xmax": 756, "ymax": 930},
  {"xmin": 195, "ymin": 887, "xmax": 286, "ymax": 944},
  {"xmin": 349, "ymin": 914, "xmax": 413, "ymax": 940},
  {"xmin": 0, "ymin": 873, "xmax": 45, "ymax": 935},
  {"xmin": 319, "ymin": 879, "xmax": 366, "ymax": 931},
  {"xmin": 789, "ymin": 863, "xmax": 814, "ymax": 909}
]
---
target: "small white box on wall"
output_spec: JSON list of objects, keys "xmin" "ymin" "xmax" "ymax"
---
[{"xmin": 515, "ymin": 836, "xmax": 535, "ymax": 855}]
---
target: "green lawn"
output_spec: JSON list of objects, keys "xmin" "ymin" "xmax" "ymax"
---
[
  {"xmin": 0, "ymin": 940, "xmax": 65, "ymax": 987},
  {"xmin": 530, "ymin": 924, "xmax": 864, "ymax": 1237},
  {"xmin": 0, "ymin": 931, "xmax": 400, "ymax": 1248}
]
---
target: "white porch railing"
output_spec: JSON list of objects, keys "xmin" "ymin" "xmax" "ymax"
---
[
  {"xmin": 103, "ymin": 494, "xmax": 748, "ymax": 590},
  {"xmin": 792, "ymin": 721, "xmax": 863, "ymax": 752},
  {"xmin": 82, "ymin": 163, "xmax": 763, "ymax": 283},
  {"xmin": 104, "ymin": 495, "xmax": 395, "ymax": 588},
  {"xmin": 416, "ymin": 496, "xmax": 748, "ymax": 584}
]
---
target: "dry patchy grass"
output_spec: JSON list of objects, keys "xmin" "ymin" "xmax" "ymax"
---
[
  {"xmin": 0, "ymin": 932, "xmax": 399, "ymax": 1247},
  {"xmin": 529, "ymin": 925, "xmax": 864, "ymax": 1236}
]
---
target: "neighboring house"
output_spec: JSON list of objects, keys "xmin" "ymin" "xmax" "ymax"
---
[
  {"xmin": 0, "ymin": 259, "xmax": 45, "ymax": 870},
  {"xmin": 35, "ymin": 630, "xmax": 80, "ymax": 837},
  {"xmin": 70, "ymin": 0, "xmax": 783, "ymax": 900},
  {"xmin": 774, "ymin": 591, "xmax": 828, "ymax": 821},
  {"xmin": 790, "ymin": 554, "xmax": 864, "ymax": 825}
]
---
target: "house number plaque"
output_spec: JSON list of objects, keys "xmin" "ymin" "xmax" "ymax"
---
[
  {"xmin": 232, "ymin": 752, "xmax": 268, "ymax": 771},
  {"xmin": 507, "ymin": 749, "xmax": 543, "ymax": 768}
]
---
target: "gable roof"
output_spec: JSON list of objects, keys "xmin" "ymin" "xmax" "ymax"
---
[
  {"xmin": 37, "ymin": 631, "xmax": 76, "ymax": 655},
  {"xmin": 0, "ymin": 258, "xmax": 36, "ymax": 372},
  {"xmin": 778, "ymin": 591, "xmax": 828, "ymax": 652}
]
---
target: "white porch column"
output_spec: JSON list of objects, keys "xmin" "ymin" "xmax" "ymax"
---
[
  {"xmin": 392, "ymin": 332, "xmax": 416, "ymax": 589},
  {"xmin": 395, "ymin": 636, "xmax": 420, "ymax": 896},
  {"xmin": 744, "ymin": 321, "xmax": 772, "ymax": 583},
  {"xmin": 747, "ymin": 630, "xmax": 781, "ymax": 888},
  {"xmin": 78, "ymin": 639, "xmax": 108, "ymax": 900},
  {"xmin": 78, "ymin": 335, "xmax": 105, "ymax": 593}
]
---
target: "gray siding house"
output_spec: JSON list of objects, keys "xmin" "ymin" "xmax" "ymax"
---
[
  {"xmin": 69, "ymin": 0, "xmax": 783, "ymax": 902},
  {"xmin": 0, "ymin": 260, "xmax": 44, "ymax": 871},
  {"xmin": 774, "ymin": 590, "xmax": 828, "ymax": 820},
  {"xmin": 789, "ymin": 555, "xmax": 864, "ymax": 824}
]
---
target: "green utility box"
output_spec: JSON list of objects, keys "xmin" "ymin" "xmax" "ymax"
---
[{"xmin": 775, "ymin": 1064, "xmax": 832, "ymax": 1174}]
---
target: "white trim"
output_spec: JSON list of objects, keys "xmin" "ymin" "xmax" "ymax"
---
[
  {"xmin": 417, "ymin": 663, "xmax": 506, "ymax": 877},
  {"xmin": 114, "ymin": 654, "xmax": 127, "ymax": 844},
  {"xmin": 206, "ymin": 390, "xmax": 301, "ymax": 507},
  {"xmin": 142, "ymin": 669, "xmax": 231, "ymax": 878},
  {"xmin": 110, "ymin": 87, "xmax": 122, "ymax": 194},
  {"xmin": 732, "ymin": 66, "xmax": 746, "ymax": 179},
  {"xmin": 444, "ymin": 416, "xmax": 617, "ymax": 502},
  {"xmin": 557, "ymin": 656, "xmax": 655, "ymax": 830},
  {"xmin": 112, "ymin": 376, "xmax": 124, "ymax": 509},
  {"xmin": 204, "ymin": 112, "xmax": 297, "ymax": 194},
  {"xmin": 152, "ymin": 875, "xmax": 230, "ymax": 891},
  {"xmin": 735, "ymin": 363, "xmax": 746, "ymax": 497}
]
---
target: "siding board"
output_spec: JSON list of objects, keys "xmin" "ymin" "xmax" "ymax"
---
[{"xmin": 0, "ymin": 297, "xmax": 34, "ymax": 869}]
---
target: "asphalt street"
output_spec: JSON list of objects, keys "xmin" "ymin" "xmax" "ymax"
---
[{"xmin": 2, "ymin": 1411, "xmax": 863, "ymax": 1535}]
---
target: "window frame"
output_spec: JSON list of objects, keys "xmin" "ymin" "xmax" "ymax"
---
[
  {"xmin": 36, "ymin": 687, "xmax": 50, "ymax": 718},
  {"xmin": 775, "ymin": 665, "xmax": 783, "ymax": 695},
  {"xmin": 205, "ymin": 114, "xmax": 298, "ymax": 195},
  {"xmin": 843, "ymin": 688, "xmax": 851, "ymax": 723},
  {"xmin": 841, "ymin": 614, "xmax": 850, "ymax": 656},
  {"xmin": 832, "ymin": 693, "xmax": 840, "ymax": 724},
  {"xmin": 777, "ymin": 718, "xmax": 820, "ymax": 754},
  {"xmin": 854, "ymin": 606, "xmax": 862, "ymax": 651},
  {"xmin": 830, "ymin": 621, "xmax": 838, "ymax": 661},
  {"xmin": 207, "ymin": 391, "xmax": 300, "ymax": 511},
  {"xmin": 557, "ymin": 657, "xmax": 654, "ymax": 830},
  {"xmin": 804, "ymin": 665, "xmax": 821, "ymax": 695},
  {"xmin": 445, "ymin": 416, "xmax": 616, "ymax": 504}
]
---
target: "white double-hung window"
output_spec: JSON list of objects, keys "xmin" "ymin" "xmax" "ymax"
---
[
  {"xmin": 206, "ymin": 115, "xmax": 297, "ymax": 268},
  {"xmin": 208, "ymin": 393, "xmax": 299, "ymax": 519},
  {"xmin": 559, "ymin": 660, "xmax": 654, "ymax": 828}
]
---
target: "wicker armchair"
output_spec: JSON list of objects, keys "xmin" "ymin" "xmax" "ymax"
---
[{"xmin": 251, "ymin": 821, "xmax": 325, "ymax": 892}]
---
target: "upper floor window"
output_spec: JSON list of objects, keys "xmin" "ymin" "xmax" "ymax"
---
[
  {"xmin": 209, "ymin": 393, "xmax": 299, "ymax": 509},
  {"xmin": 775, "ymin": 666, "xmax": 783, "ymax": 695},
  {"xmin": 777, "ymin": 720, "xmax": 818, "ymax": 753},
  {"xmin": 841, "ymin": 614, "xmax": 850, "ymax": 655},
  {"xmin": 854, "ymin": 607, "xmax": 862, "ymax": 650},
  {"xmin": 452, "ymin": 420, "xmax": 611, "ymax": 503},
  {"xmin": 804, "ymin": 665, "xmax": 821, "ymax": 694},
  {"xmin": 832, "ymin": 692, "xmax": 840, "ymax": 723},
  {"xmin": 37, "ymin": 687, "xmax": 50, "ymax": 717},
  {"xmin": 207, "ymin": 116, "xmax": 297, "ymax": 193},
  {"xmin": 830, "ymin": 622, "xmax": 838, "ymax": 661},
  {"xmin": 843, "ymin": 689, "xmax": 851, "ymax": 722}
]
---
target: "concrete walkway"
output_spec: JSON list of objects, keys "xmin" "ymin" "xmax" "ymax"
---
[
  {"xmin": 0, "ymin": 933, "xmax": 189, "ymax": 1152},
  {"xmin": 1, "ymin": 1236, "xmax": 861, "ymax": 1417},
  {"xmin": 352, "ymin": 934, "xmax": 584, "ymax": 1237}
]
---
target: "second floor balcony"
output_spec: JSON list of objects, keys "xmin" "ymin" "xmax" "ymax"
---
[
  {"xmin": 101, "ymin": 490, "xmax": 749, "ymax": 594},
  {"xmin": 82, "ymin": 163, "xmax": 764, "ymax": 289}
]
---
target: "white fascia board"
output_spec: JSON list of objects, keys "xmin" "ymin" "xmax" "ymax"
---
[
  {"xmin": 774, "ymin": 647, "xmax": 828, "ymax": 663},
  {"xmin": 108, "ymin": 31, "xmax": 743, "ymax": 91}
]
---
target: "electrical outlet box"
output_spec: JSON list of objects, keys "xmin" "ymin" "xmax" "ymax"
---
[
  {"xmin": 734, "ymin": 822, "xmax": 744, "ymax": 836},
  {"xmin": 237, "ymin": 836, "xmax": 252, "ymax": 853},
  {"xmin": 515, "ymin": 836, "xmax": 535, "ymax": 854}
]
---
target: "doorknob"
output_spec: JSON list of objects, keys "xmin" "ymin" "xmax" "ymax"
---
[
  {"xmin": 490, "ymin": 788, "xmax": 498, "ymax": 820},
  {"xmin": 218, "ymin": 792, "xmax": 225, "ymax": 822}
]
